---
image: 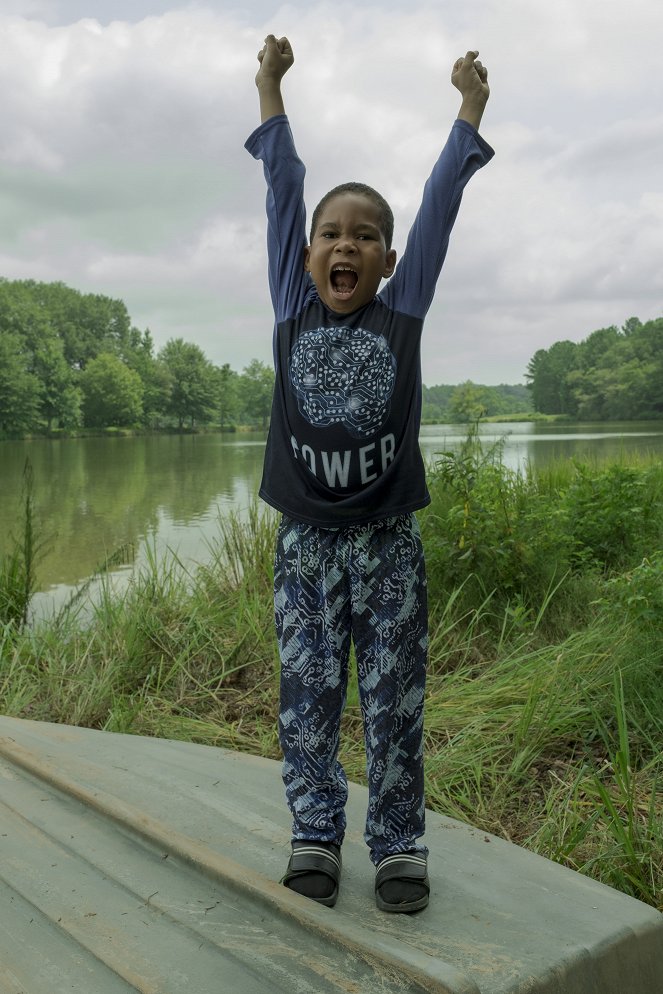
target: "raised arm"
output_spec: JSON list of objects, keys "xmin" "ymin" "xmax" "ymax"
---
[
  {"xmin": 255, "ymin": 34, "xmax": 294, "ymax": 123},
  {"xmin": 380, "ymin": 51, "xmax": 494, "ymax": 319},
  {"xmin": 452, "ymin": 50, "xmax": 490, "ymax": 131},
  {"xmin": 247, "ymin": 34, "xmax": 308, "ymax": 323}
]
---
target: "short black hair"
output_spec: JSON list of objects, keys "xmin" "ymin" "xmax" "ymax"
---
[{"xmin": 309, "ymin": 182, "xmax": 394, "ymax": 251}]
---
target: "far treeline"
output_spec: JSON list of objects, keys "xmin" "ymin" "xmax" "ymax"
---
[
  {"xmin": 0, "ymin": 278, "xmax": 275, "ymax": 437},
  {"xmin": 3, "ymin": 278, "xmax": 661, "ymax": 436},
  {"xmin": 526, "ymin": 316, "xmax": 663, "ymax": 420},
  {"xmin": 0, "ymin": 277, "xmax": 531, "ymax": 436}
]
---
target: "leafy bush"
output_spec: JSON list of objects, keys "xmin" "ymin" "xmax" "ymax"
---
[
  {"xmin": 602, "ymin": 552, "xmax": 663, "ymax": 624},
  {"xmin": 0, "ymin": 462, "xmax": 37, "ymax": 629},
  {"xmin": 421, "ymin": 431, "xmax": 663, "ymax": 638},
  {"xmin": 562, "ymin": 463, "xmax": 662, "ymax": 570},
  {"xmin": 421, "ymin": 428, "xmax": 576, "ymax": 629}
]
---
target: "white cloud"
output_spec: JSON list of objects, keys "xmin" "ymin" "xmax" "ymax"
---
[{"xmin": 0, "ymin": 1, "xmax": 661, "ymax": 386}]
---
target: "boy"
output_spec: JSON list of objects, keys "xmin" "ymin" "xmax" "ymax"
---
[{"xmin": 246, "ymin": 34, "xmax": 492, "ymax": 912}]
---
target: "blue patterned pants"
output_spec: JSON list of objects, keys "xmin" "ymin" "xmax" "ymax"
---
[{"xmin": 274, "ymin": 513, "xmax": 428, "ymax": 866}]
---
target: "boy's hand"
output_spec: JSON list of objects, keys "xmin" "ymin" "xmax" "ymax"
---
[
  {"xmin": 255, "ymin": 34, "xmax": 294, "ymax": 88},
  {"xmin": 452, "ymin": 51, "xmax": 489, "ymax": 131}
]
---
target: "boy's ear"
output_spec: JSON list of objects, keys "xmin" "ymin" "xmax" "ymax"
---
[
  {"xmin": 303, "ymin": 245, "xmax": 311, "ymax": 271},
  {"xmin": 383, "ymin": 248, "xmax": 397, "ymax": 278}
]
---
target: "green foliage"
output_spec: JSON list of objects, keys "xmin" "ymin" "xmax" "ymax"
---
[
  {"xmin": 422, "ymin": 381, "xmax": 530, "ymax": 422},
  {"xmin": 81, "ymin": 352, "xmax": 144, "ymax": 428},
  {"xmin": 1, "ymin": 478, "xmax": 661, "ymax": 910},
  {"xmin": 0, "ymin": 462, "xmax": 37, "ymax": 628},
  {"xmin": 584, "ymin": 671, "xmax": 662, "ymax": 904},
  {"xmin": 563, "ymin": 463, "xmax": 662, "ymax": 570},
  {"xmin": 421, "ymin": 429, "xmax": 663, "ymax": 637},
  {"xmin": 238, "ymin": 359, "xmax": 275, "ymax": 429},
  {"xmin": 0, "ymin": 277, "xmax": 276, "ymax": 434},
  {"xmin": 0, "ymin": 278, "xmax": 136, "ymax": 369},
  {"xmin": 124, "ymin": 329, "xmax": 172, "ymax": 429},
  {"xmin": 0, "ymin": 330, "xmax": 43, "ymax": 435},
  {"xmin": 0, "ymin": 278, "xmax": 147, "ymax": 433},
  {"xmin": 29, "ymin": 281, "xmax": 136, "ymax": 369},
  {"xmin": 448, "ymin": 380, "xmax": 489, "ymax": 422},
  {"xmin": 421, "ymin": 426, "xmax": 573, "ymax": 627},
  {"xmin": 526, "ymin": 315, "xmax": 663, "ymax": 420},
  {"xmin": 525, "ymin": 340, "xmax": 579, "ymax": 415},
  {"xmin": 33, "ymin": 334, "xmax": 82, "ymax": 430},
  {"xmin": 529, "ymin": 668, "xmax": 663, "ymax": 906},
  {"xmin": 1, "ymin": 441, "xmax": 663, "ymax": 910},
  {"xmin": 602, "ymin": 552, "xmax": 663, "ymax": 624},
  {"xmin": 215, "ymin": 363, "xmax": 240, "ymax": 428},
  {"xmin": 159, "ymin": 338, "xmax": 218, "ymax": 429}
]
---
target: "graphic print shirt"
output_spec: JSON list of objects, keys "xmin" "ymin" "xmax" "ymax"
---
[{"xmin": 245, "ymin": 115, "xmax": 494, "ymax": 527}]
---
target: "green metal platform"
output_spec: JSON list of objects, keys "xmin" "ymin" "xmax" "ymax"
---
[{"xmin": 0, "ymin": 716, "xmax": 661, "ymax": 993}]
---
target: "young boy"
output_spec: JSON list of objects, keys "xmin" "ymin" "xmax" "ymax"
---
[{"xmin": 246, "ymin": 34, "xmax": 492, "ymax": 913}]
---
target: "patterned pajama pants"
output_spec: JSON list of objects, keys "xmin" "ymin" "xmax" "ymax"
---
[{"xmin": 273, "ymin": 513, "xmax": 428, "ymax": 866}]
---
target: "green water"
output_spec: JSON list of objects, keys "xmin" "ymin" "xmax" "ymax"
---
[{"xmin": 2, "ymin": 422, "xmax": 662, "ymax": 613}]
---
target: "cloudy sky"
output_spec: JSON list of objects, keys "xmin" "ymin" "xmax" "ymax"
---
[{"xmin": 1, "ymin": 0, "xmax": 662, "ymax": 385}]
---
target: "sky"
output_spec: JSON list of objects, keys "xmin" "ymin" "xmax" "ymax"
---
[{"xmin": 1, "ymin": 1, "xmax": 662, "ymax": 386}]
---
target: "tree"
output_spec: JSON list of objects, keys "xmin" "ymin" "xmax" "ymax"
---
[
  {"xmin": 577, "ymin": 326, "xmax": 620, "ymax": 371},
  {"xmin": 80, "ymin": 353, "xmax": 144, "ymax": 427},
  {"xmin": 622, "ymin": 316, "xmax": 643, "ymax": 337},
  {"xmin": 125, "ymin": 330, "xmax": 171, "ymax": 428},
  {"xmin": 140, "ymin": 357, "xmax": 172, "ymax": 428},
  {"xmin": 215, "ymin": 363, "xmax": 241, "ymax": 428},
  {"xmin": 526, "ymin": 350, "xmax": 553, "ymax": 412},
  {"xmin": 33, "ymin": 283, "xmax": 135, "ymax": 369},
  {"xmin": 421, "ymin": 383, "xmax": 455, "ymax": 421},
  {"xmin": 0, "ymin": 331, "xmax": 42, "ymax": 435},
  {"xmin": 525, "ymin": 341, "xmax": 578, "ymax": 415},
  {"xmin": 567, "ymin": 320, "xmax": 657, "ymax": 419},
  {"xmin": 526, "ymin": 315, "xmax": 663, "ymax": 421},
  {"xmin": 159, "ymin": 338, "xmax": 218, "ymax": 429},
  {"xmin": 32, "ymin": 335, "xmax": 82, "ymax": 430},
  {"xmin": 421, "ymin": 382, "xmax": 531, "ymax": 422},
  {"xmin": 238, "ymin": 359, "xmax": 274, "ymax": 429},
  {"xmin": 448, "ymin": 381, "xmax": 489, "ymax": 423}
]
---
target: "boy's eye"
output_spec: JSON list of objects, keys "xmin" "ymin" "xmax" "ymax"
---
[{"xmin": 318, "ymin": 230, "xmax": 375, "ymax": 241}]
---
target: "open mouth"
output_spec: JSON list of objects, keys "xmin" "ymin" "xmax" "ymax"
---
[{"xmin": 330, "ymin": 265, "xmax": 358, "ymax": 299}]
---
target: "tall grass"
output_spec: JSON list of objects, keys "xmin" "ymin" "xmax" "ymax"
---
[
  {"xmin": 1, "ymin": 443, "xmax": 662, "ymax": 911},
  {"xmin": 0, "ymin": 461, "xmax": 37, "ymax": 628}
]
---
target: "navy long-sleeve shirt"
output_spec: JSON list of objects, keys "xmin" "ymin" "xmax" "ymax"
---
[{"xmin": 246, "ymin": 115, "xmax": 494, "ymax": 527}]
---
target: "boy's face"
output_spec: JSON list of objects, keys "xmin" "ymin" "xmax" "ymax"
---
[{"xmin": 304, "ymin": 192, "xmax": 397, "ymax": 314}]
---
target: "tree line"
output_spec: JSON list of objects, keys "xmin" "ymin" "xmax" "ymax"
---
[
  {"xmin": 6, "ymin": 279, "xmax": 660, "ymax": 434},
  {"xmin": 422, "ymin": 381, "xmax": 530, "ymax": 423},
  {"xmin": 0, "ymin": 279, "xmax": 274, "ymax": 436},
  {"xmin": 526, "ymin": 316, "xmax": 663, "ymax": 420},
  {"xmin": 1, "ymin": 277, "xmax": 536, "ymax": 437}
]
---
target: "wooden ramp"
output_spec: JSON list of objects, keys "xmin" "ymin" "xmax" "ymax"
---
[{"xmin": 0, "ymin": 717, "xmax": 661, "ymax": 994}]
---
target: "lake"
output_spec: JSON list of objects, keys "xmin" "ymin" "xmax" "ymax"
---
[{"xmin": 2, "ymin": 421, "xmax": 663, "ymax": 616}]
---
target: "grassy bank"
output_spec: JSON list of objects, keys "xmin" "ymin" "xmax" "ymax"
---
[{"xmin": 1, "ymin": 446, "xmax": 662, "ymax": 911}]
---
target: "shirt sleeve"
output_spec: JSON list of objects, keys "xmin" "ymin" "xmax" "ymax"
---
[
  {"xmin": 245, "ymin": 115, "xmax": 311, "ymax": 325},
  {"xmin": 380, "ymin": 118, "xmax": 495, "ymax": 320}
]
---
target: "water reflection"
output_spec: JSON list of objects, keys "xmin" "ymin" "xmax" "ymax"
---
[
  {"xmin": 2, "ymin": 422, "xmax": 663, "ymax": 614},
  {"xmin": 419, "ymin": 421, "xmax": 663, "ymax": 472},
  {"xmin": 0, "ymin": 433, "xmax": 265, "ymax": 611}
]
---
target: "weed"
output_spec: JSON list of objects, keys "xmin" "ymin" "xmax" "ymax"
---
[
  {"xmin": 1, "ymin": 444, "xmax": 662, "ymax": 911},
  {"xmin": 0, "ymin": 461, "xmax": 40, "ymax": 629}
]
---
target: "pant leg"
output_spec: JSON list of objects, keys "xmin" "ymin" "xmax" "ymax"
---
[
  {"xmin": 349, "ymin": 514, "xmax": 428, "ymax": 865},
  {"xmin": 274, "ymin": 516, "xmax": 351, "ymax": 845}
]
